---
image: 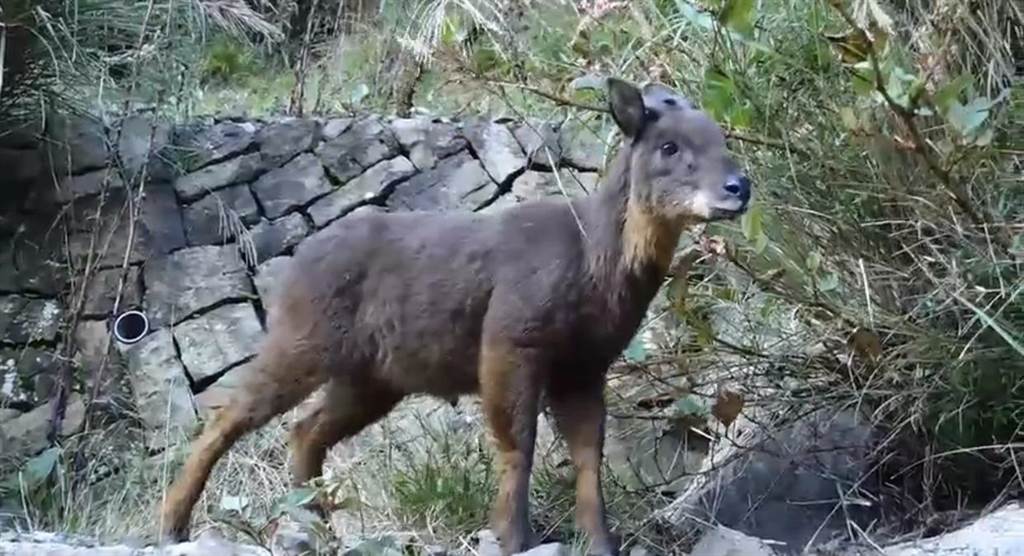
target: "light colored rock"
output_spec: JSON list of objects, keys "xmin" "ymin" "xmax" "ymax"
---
[
  {"xmin": 258, "ymin": 118, "xmax": 319, "ymax": 168},
  {"xmin": 387, "ymin": 152, "xmax": 495, "ymax": 212},
  {"xmin": 883, "ymin": 502, "xmax": 1024, "ymax": 555},
  {"xmin": 690, "ymin": 526, "xmax": 779, "ymax": 556},
  {"xmin": 116, "ymin": 328, "xmax": 196, "ymax": 443},
  {"xmin": 247, "ymin": 213, "xmax": 309, "ymax": 263},
  {"xmin": 82, "ymin": 266, "xmax": 142, "ymax": 318},
  {"xmin": 322, "ymin": 117, "xmax": 353, "ymax": 140},
  {"xmin": 183, "ymin": 184, "xmax": 261, "ymax": 246},
  {"xmin": 558, "ymin": 120, "xmax": 608, "ymax": 171},
  {"xmin": 56, "ymin": 167, "xmax": 124, "ymax": 202},
  {"xmin": 186, "ymin": 121, "xmax": 258, "ymax": 168},
  {"xmin": 390, "ymin": 117, "xmax": 466, "ymax": 170},
  {"xmin": 0, "ymin": 393, "xmax": 85, "ymax": 457},
  {"xmin": 464, "ymin": 121, "xmax": 526, "ymax": 184},
  {"xmin": 0, "ymin": 295, "xmax": 64, "ymax": 344},
  {"xmin": 508, "ymin": 169, "xmax": 597, "ymax": 202},
  {"xmin": 517, "ymin": 543, "xmax": 571, "ymax": 556},
  {"xmin": 174, "ymin": 302, "xmax": 264, "ymax": 381},
  {"xmin": 0, "ymin": 529, "xmax": 270, "ymax": 555},
  {"xmin": 174, "ymin": 152, "xmax": 263, "ymax": 202},
  {"xmin": 252, "ymin": 153, "xmax": 331, "ymax": 219},
  {"xmin": 253, "ymin": 255, "xmax": 293, "ymax": 316},
  {"xmin": 49, "ymin": 115, "xmax": 110, "ymax": 174},
  {"xmin": 476, "ymin": 530, "xmax": 502, "ymax": 556},
  {"xmin": 316, "ymin": 116, "xmax": 400, "ymax": 183},
  {"xmin": 144, "ymin": 244, "xmax": 253, "ymax": 328},
  {"xmin": 194, "ymin": 358, "xmax": 260, "ymax": 419},
  {"xmin": 0, "ymin": 347, "xmax": 61, "ymax": 406},
  {"xmin": 0, "ymin": 407, "xmax": 20, "ymax": 424},
  {"xmin": 676, "ymin": 408, "xmax": 879, "ymax": 551},
  {"xmin": 513, "ymin": 120, "xmax": 562, "ymax": 168},
  {"xmin": 117, "ymin": 114, "xmax": 172, "ymax": 183},
  {"xmin": 308, "ymin": 156, "xmax": 415, "ymax": 227}
]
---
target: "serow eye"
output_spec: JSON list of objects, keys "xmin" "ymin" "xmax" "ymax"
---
[{"xmin": 660, "ymin": 142, "xmax": 679, "ymax": 156}]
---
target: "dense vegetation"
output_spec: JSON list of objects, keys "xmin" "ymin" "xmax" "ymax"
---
[{"xmin": 1, "ymin": 0, "xmax": 1021, "ymax": 551}]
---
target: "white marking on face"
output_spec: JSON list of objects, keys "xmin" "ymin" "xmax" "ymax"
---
[{"xmin": 689, "ymin": 190, "xmax": 712, "ymax": 219}]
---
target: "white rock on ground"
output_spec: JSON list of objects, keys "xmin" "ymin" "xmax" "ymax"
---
[
  {"xmin": 690, "ymin": 525, "xmax": 781, "ymax": 556},
  {"xmin": 881, "ymin": 502, "xmax": 1024, "ymax": 556},
  {"xmin": 0, "ymin": 530, "xmax": 269, "ymax": 555}
]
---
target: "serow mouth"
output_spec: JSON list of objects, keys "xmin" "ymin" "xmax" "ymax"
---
[{"xmin": 708, "ymin": 205, "xmax": 748, "ymax": 221}]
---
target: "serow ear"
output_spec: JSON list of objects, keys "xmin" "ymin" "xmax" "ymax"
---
[{"xmin": 607, "ymin": 78, "xmax": 647, "ymax": 139}]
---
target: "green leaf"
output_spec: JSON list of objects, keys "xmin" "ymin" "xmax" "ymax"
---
[
  {"xmin": 839, "ymin": 107, "xmax": 859, "ymax": 130},
  {"xmin": 947, "ymin": 95, "xmax": 993, "ymax": 137},
  {"xmin": 933, "ymin": 74, "xmax": 972, "ymax": 114},
  {"xmin": 219, "ymin": 494, "xmax": 248, "ymax": 513},
  {"xmin": 20, "ymin": 447, "xmax": 59, "ymax": 491},
  {"xmin": 806, "ymin": 251, "xmax": 822, "ymax": 272},
  {"xmin": 741, "ymin": 202, "xmax": 765, "ymax": 243},
  {"xmin": 702, "ymin": 68, "xmax": 737, "ymax": 122},
  {"xmin": 718, "ymin": 0, "xmax": 756, "ymax": 37},
  {"xmin": 952, "ymin": 292, "xmax": 1024, "ymax": 358},
  {"xmin": 271, "ymin": 486, "xmax": 317, "ymax": 516},
  {"xmin": 623, "ymin": 333, "xmax": 647, "ymax": 363},
  {"xmin": 673, "ymin": 0, "xmax": 716, "ymax": 30},
  {"xmin": 671, "ymin": 395, "xmax": 708, "ymax": 418},
  {"xmin": 818, "ymin": 272, "xmax": 840, "ymax": 292}
]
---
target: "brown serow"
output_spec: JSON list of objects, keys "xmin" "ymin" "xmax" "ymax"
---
[{"xmin": 159, "ymin": 78, "xmax": 751, "ymax": 556}]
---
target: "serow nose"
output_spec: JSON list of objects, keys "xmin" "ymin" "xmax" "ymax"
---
[{"xmin": 724, "ymin": 175, "xmax": 752, "ymax": 204}]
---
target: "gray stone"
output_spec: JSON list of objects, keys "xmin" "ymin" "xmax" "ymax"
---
[
  {"xmin": 194, "ymin": 359, "xmax": 256, "ymax": 419},
  {"xmin": 685, "ymin": 409, "xmax": 879, "ymax": 552},
  {"xmin": 56, "ymin": 167, "xmax": 124, "ymax": 203},
  {"xmin": 0, "ymin": 347, "xmax": 60, "ymax": 406},
  {"xmin": 174, "ymin": 152, "xmax": 263, "ymax": 202},
  {"xmin": 463, "ymin": 120, "xmax": 526, "ymax": 184},
  {"xmin": 252, "ymin": 153, "xmax": 331, "ymax": 219},
  {"xmin": 0, "ymin": 526, "xmax": 270, "ymax": 555},
  {"xmin": 247, "ymin": 213, "xmax": 308, "ymax": 264},
  {"xmin": 387, "ymin": 152, "xmax": 495, "ymax": 212},
  {"xmin": 82, "ymin": 266, "xmax": 142, "ymax": 318},
  {"xmin": 0, "ymin": 222, "xmax": 67, "ymax": 295},
  {"xmin": 66, "ymin": 184, "xmax": 185, "ymax": 268},
  {"xmin": 259, "ymin": 118, "xmax": 319, "ymax": 168},
  {"xmin": 508, "ymin": 169, "xmax": 597, "ymax": 203},
  {"xmin": 116, "ymin": 329, "xmax": 196, "ymax": 443},
  {"xmin": 50, "ymin": 115, "xmax": 110, "ymax": 174},
  {"xmin": 883, "ymin": 502, "xmax": 1024, "ymax": 555},
  {"xmin": 513, "ymin": 120, "xmax": 562, "ymax": 168},
  {"xmin": 0, "ymin": 393, "xmax": 85, "ymax": 457},
  {"xmin": 185, "ymin": 121, "xmax": 258, "ymax": 168},
  {"xmin": 558, "ymin": 120, "xmax": 608, "ymax": 171},
  {"xmin": 0, "ymin": 295, "xmax": 63, "ymax": 344},
  {"xmin": 316, "ymin": 116, "xmax": 400, "ymax": 183},
  {"xmin": 144, "ymin": 245, "xmax": 253, "ymax": 328},
  {"xmin": 476, "ymin": 530, "xmax": 502, "ymax": 556},
  {"xmin": 0, "ymin": 408, "xmax": 19, "ymax": 424},
  {"xmin": 174, "ymin": 303, "xmax": 263, "ymax": 381},
  {"xmin": 73, "ymin": 319, "xmax": 128, "ymax": 405},
  {"xmin": 183, "ymin": 184, "xmax": 261, "ymax": 246},
  {"xmin": 389, "ymin": 117, "xmax": 466, "ymax": 170},
  {"xmin": 308, "ymin": 156, "xmax": 415, "ymax": 227},
  {"xmin": 322, "ymin": 117, "xmax": 354, "ymax": 140},
  {"xmin": 117, "ymin": 114, "xmax": 172, "ymax": 183},
  {"xmin": 253, "ymin": 256, "xmax": 292, "ymax": 316},
  {"xmin": 690, "ymin": 526, "xmax": 779, "ymax": 556}
]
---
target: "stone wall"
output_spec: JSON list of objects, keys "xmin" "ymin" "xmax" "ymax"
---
[{"xmin": 0, "ymin": 110, "xmax": 611, "ymax": 455}]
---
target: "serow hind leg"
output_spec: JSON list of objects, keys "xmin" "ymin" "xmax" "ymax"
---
[
  {"xmin": 289, "ymin": 375, "xmax": 403, "ymax": 514},
  {"xmin": 160, "ymin": 349, "xmax": 325, "ymax": 542}
]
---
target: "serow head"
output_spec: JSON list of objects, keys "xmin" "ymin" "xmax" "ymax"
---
[{"xmin": 607, "ymin": 77, "xmax": 751, "ymax": 222}]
